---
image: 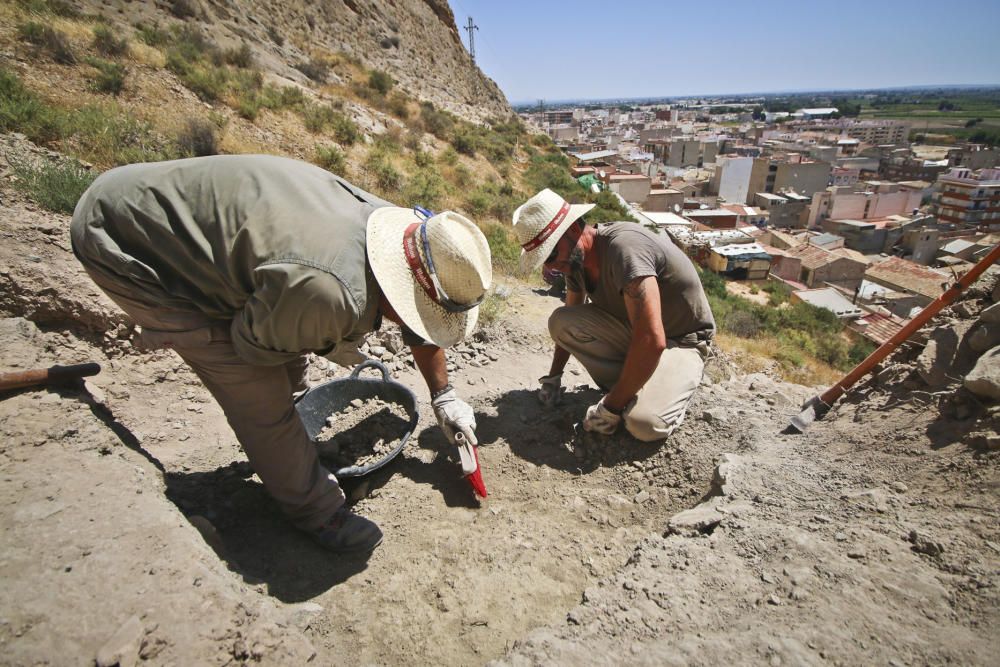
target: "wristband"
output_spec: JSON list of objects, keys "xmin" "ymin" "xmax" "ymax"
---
[{"xmin": 431, "ymin": 383, "xmax": 454, "ymax": 401}]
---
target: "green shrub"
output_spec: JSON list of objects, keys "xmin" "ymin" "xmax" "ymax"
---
[
  {"xmin": 368, "ymin": 69, "xmax": 393, "ymax": 95},
  {"xmin": 330, "ymin": 111, "xmax": 360, "ymax": 146},
  {"xmin": 402, "ymin": 169, "xmax": 445, "ymax": 209},
  {"xmin": 420, "ymin": 101, "xmax": 453, "ymax": 140},
  {"xmin": 386, "ymin": 91, "xmax": 409, "ymax": 119},
  {"xmin": 763, "ymin": 281, "xmax": 791, "ymax": 306},
  {"xmin": 464, "ymin": 182, "xmax": 521, "ymax": 222},
  {"xmin": 63, "ymin": 104, "xmax": 169, "ymax": 166},
  {"xmin": 17, "ymin": 21, "xmax": 76, "ymax": 64},
  {"xmin": 848, "ymin": 340, "xmax": 875, "ymax": 366},
  {"xmin": 294, "ymin": 59, "xmax": 328, "ymax": 83},
  {"xmin": 314, "ymin": 144, "xmax": 347, "ymax": 175},
  {"xmin": 134, "ymin": 22, "xmax": 169, "ymax": 47},
  {"xmin": 87, "ymin": 58, "xmax": 126, "ymax": 95},
  {"xmin": 223, "ymin": 43, "xmax": 254, "ymax": 68},
  {"xmin": 413, "ymin": 149, "xmax": 432, "ymax": 168},
  {"xmin": 452, "ymin": 164, "xmax": 472, "ymax": 188},
  {"xmin": 178, "ymin": 64, "xmax": 229, "ymax": 101},
  {"xmin": 439, "ymin": 146, "xmax": 458, "ymax": 166},
  {"xmin": 302, "ymin": 103, "xmax": 335, "ymax": 133},
  {"xmin": 523, "ymin": 152, "xmax": 576, "ymax": 195},
  {"xmin": 364, "ymin": 150, "xmax": 402, "ymax": 194},
  {"xmin": 236, "ymin": 95, "xmax": 260, "ymax": 120},
  {"xmin": 10, "ymin": 158, "xmax": 95, "ymax": 214},
  {"xmin": 374, "ymin": 126, "xmax": 403, "ymax": 153},
  {"xmin": 168, "ymin": 25, "xmax": 215, "ymax": 60},
  {"xmin": 92, "ymin": 25, "xmax": 128, "ymax": 57},
  {"xmin": 584, "ymin": 189, "xmax": 635, "ymax": 224},
  {"xmin": 451, "ymin": 128, "xmax": 476, "ymax": 156},
  {"xmin": 0, "ymin": 69, "xmax": 63, "ymax": 143},
  {"xmin": 175, "ymin": 118, "xmax": 217, "ymax": 157},
  {"xmin": 481, "ymin": 222, "xmax": 520, "ymax": 272},
  {"xmin": 16, "ymin": 0, "xmax": 80, "ymax": 17}
]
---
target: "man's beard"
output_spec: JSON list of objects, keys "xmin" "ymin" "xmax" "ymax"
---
[{"xmin": 569, "ymin": 246, "xmax": 593, "ymax": 292}]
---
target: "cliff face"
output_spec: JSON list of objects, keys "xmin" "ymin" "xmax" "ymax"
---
[{"xmin": 78, "ymin": 0, "xmax": 511, "ymax": 122}]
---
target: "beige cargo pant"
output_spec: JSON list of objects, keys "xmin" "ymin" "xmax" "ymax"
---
[
  {"xmin": 549, "ymin": 304, "xmax": 708, "ymax": 442},
  {"xmin": 85, "ymin": 274, "xmax": 344, "ymax": 533}
]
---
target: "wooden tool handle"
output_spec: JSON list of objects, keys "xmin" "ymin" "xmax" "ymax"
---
[
  {"xmin": 820, "ymin": 242, "xmax": 1000, "ymax": 406},
  {"xmin": 0, "ymin": 363, "xmax": 101, "ymax": 392}
]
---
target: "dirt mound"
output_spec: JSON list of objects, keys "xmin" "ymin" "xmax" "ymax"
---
[
  {"xmin": 1, "ymin": 146, "xmax": 997, "ymax": 663},
  {"xmin": 495, "ymin": 277, "xmax": 1000, "ymax": 666}
]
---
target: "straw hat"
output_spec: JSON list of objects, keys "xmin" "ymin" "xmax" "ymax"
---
[
  {"xmin": 512, "ymin": 189, "xmax": 595, "ymax": 274},
  {"xmin": 367, "ymin": 207, "xmax": 492, "ymax": 348}
]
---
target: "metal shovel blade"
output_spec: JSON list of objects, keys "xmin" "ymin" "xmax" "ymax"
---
[{"xmin": 787, "ymin": 395, "xmax": 831, "ymax": 434}]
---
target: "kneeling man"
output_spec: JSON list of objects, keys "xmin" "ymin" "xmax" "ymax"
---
[{"xmin": 513, "ymin": 189, "xmax": 715, "ymax": 441}]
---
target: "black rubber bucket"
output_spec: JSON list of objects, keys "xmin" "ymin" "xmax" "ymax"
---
[{"xmin": 295, "ymin": 359, "xmax": 419, "ymax": 478}]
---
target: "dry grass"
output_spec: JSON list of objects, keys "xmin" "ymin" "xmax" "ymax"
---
[
  {"xmin": 715, "ymin": 332, "xmax": 843, "ymax": 387},
  {"xmin": 130, "ymin": 41, "xmax": 166, "ymax": 68}
]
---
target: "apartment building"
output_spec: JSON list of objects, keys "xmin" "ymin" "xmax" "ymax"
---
[
  {"xmin": 808, "ymin": 181, "xmax": 923, "ymax": 226},
  {"xmin": 932, "ymin": 168, "xmax": 1000, "ymax": 229},
  {"xmin": 754, "ymin": 192, "xmax": 809, "ymax": 228},
  {"xmin": 796, "ymin": 119, "xmax": 910, "ymax": 145}
]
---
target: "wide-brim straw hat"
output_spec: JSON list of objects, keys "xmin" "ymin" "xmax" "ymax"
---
[
  {"xmin": 367, "ymin": 207, "xmax": 492, "ymax": 348},
  {"xmin": 512, "ymin": 189, "xmax": 595, "ymax": 274}
]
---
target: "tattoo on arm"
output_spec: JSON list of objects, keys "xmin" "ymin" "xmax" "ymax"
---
[{"xmin": 623, "ymin": 279, "xmax": 647, "ymax": 300}]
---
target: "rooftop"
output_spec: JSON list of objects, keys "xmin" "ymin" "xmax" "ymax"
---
[
  {"xmin": 793, "ymin": 288, "xmax": 864, "ymax": 318},
  {"xmin": 865, "ymin": 257, "xmax": 950, "ymax": 299},
  {"xmin": 569, "ymin": 149, "xmax": 618, "ymax": 162},
  {"xmin": 642, "ymin": 211, "xmax": 691, "ymax": 227},
  {"xmin": 940, "ymin": 239, "xmax": 976, "ymax": 255},
  {"xmin": 787, "ymin": 244, "xmax": 866, "ymax": 270},
  {"xmin": 711, "ymin": 242, "xmax": 771, "ymax": 258},
  {"xmin": 849, "ymin": 312, "xmax": 907, "ymax": 345}
]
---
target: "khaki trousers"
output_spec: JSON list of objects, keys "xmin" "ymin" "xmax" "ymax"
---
[
  {"xmin": 85, "ymin": 270, "xmax": 344, "ymax": 532},
  {"xmin": 549, "ymin": 304, "xmax": 707, "ymax": 442}
]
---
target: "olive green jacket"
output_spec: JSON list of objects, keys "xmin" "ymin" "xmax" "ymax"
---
[{"xmin": 71, "ymin": 154, "xmax": 393, "ymax": 365}]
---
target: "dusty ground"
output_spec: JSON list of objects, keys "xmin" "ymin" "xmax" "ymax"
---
[{"xmin": 1, "ymin": 141, "xmax": 998, "ymax": 665}]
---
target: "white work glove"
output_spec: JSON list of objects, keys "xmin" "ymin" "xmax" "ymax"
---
[
  {"xmin": 537, "ymin": 373, "xmax": 563, "ymax": 407},
  {"xmin": 583, "ymin": 398, "xmax": 622, "ymax": 435},
  {"xmin": 432, "ymin": 387, "xmax": 478, "ymax": 445}
]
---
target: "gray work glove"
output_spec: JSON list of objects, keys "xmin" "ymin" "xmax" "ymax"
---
[
  {"xmin": 432, "ymin": 388, "xmax": 478, "ymax": 445},
  {"xmin": 537, "ymin": 373, "xmax": 563, "ymax": 407},
  {"xmin": 583, "ymin": 398, "xmax": 622, "ymax": 435}
]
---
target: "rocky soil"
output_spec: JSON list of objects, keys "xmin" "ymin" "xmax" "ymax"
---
[
  {"xmin": 72, "ymin": 0, "xmax": 511, "ymax": 122},
  {"xmin": 1, "ymin": 144, "xmax": 999, "ymax": 664}
]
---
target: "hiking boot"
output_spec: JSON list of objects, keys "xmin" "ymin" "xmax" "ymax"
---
[{"xmin": 311, "ymin": 506, "xmax": 383, "ymax": 554}]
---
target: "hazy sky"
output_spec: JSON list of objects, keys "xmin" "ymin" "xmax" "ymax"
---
[{"xmin": 449, "ymin": 0, "xmax": 1000, "ymax": 103}]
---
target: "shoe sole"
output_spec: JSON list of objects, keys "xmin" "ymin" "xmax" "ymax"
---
[{"xmin": 314, "ymin": 534, "xmax": 383, "ymax": 555}]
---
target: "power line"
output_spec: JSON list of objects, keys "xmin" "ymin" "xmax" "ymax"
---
[{"xmin": 464, "ymin": 16, "xmax": 479, "ymax": 63}]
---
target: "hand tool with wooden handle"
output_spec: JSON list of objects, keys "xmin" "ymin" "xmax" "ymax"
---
[
  {"xmin": 789, "ymin": 243, "xmax": 1000, "ymax": 433},
  {"xmin": 0, "ymin": 363, "xmax": 102, "ymax": 393}
]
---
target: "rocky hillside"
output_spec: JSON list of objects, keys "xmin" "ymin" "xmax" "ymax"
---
[{"xmin": 77, "ymin": 0, "xmax": 510, "ymax": 122}]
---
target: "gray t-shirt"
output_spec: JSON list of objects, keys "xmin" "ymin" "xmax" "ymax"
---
[{"xmin": 566, "ymin": 222, "xmax": 715, "ymax": 344}]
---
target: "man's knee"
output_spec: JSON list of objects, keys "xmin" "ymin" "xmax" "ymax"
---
[
  {"xmin": 548, "ymin": 306, "xmax": 575, "ymax": 345},
  {"xmin": 624, "ymin": 405, "xmax": 681, "ymax": 442}
]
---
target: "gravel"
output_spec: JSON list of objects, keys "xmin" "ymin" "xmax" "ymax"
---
[{"xmin": 316, "ymin": 398, "xmax": 410, "ymax": 469}]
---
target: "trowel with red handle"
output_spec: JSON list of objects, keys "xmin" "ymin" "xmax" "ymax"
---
[{"xmin": 454, "ymin": 431, "xmax": 487, "ymax": 499}]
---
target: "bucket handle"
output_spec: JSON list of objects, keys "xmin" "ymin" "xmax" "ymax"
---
[{"xmin": 350, "ymin": 358, "xmax": 391, "ymax": 382}]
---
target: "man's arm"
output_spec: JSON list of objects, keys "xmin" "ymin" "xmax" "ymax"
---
[
  {"xmin": 602, "ymin": 276, "xmax": 666, "ymax": 412},
  {"xmin": 410, "ymin": 344, "xmax": 448, "ymax": 394},
  {"xmin": 546, "ymin": 288, "xmax": 585, "ymax": 376}
]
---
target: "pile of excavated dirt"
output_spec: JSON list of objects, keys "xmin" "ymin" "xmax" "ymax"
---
[
  {"xmin": 1, "ymin": 151, "xmax": 998, "ymax": 664},
  {"xmin": 316, "ymin": 397, "xmax": 410, "ymax": 470}
]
